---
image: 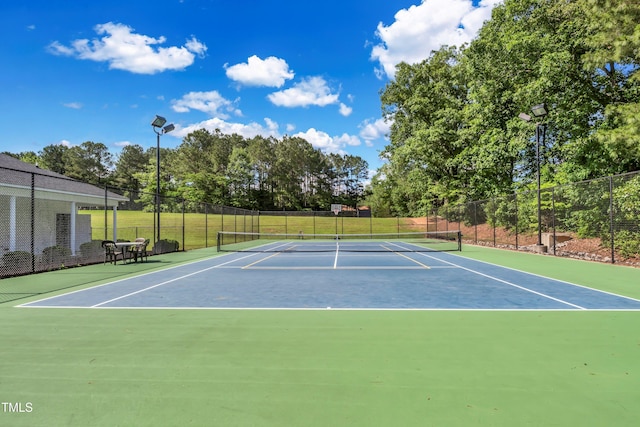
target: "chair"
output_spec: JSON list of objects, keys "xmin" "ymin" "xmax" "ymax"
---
[
  {"xmin": 132, "ymin": 238, "xmax": 150, "ymax": 263},
  {"xmin": 102, "ymin": 240, "xmax": 124, "ymax": 265}
]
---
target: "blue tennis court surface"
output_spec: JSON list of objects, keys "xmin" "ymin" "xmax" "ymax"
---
[{"xmin": 20, "ymin": 248, "xmax": 640, "ymax": 310}]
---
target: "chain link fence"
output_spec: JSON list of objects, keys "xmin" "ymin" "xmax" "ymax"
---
[
  {"xmin": 431, "ymin": 171, "xmax": 640, "ymax": 266},
  {"xmin": 2, "ymin": 165, "xmax": 639, "ymax": 288}
]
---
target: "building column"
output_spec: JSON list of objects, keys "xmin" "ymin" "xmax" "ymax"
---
[
  {"xmin": 70, "ymin": 202, "xmax": 76, "ymax": 255},
  {"xmin": 9, "ymin": 196, "xmax": 16, "ymax": 251},
  {"xmin": 112, "ymin": 206, "xmax": 118, "ymax": 241}
]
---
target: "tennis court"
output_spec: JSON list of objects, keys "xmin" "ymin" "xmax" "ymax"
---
[
  {"xmin": 20, "ymin": 232, "xmax": 640, "ymax": 310},
  {"xmin": 3, "ymin": 238, "xmax": 640, "ymax": 427}
]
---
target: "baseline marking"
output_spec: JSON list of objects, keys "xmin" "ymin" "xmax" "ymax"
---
[
  {"xmin": 84, "ymin": 253, "xmax": 261, "ymax": 308},
  {"xmin": 399, "ymin": 248, "xmax": 587, "ymax": 310}
]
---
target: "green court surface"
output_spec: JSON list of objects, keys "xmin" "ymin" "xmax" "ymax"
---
[{"xmin": 1, "ymin": 246, "xmax": 640, "ymax": 426}]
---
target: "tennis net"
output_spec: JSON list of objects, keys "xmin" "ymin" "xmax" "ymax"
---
[{"xmin": 216, "ymin": 230, "xmax": 462, "ymax": 253}]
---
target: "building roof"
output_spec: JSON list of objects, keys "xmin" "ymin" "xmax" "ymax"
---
[{"xmin": 0, "ymin": 153, "xmax": 127, "ymax": 206}]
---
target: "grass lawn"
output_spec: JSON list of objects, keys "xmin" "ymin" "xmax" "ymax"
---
[{"xmin": 85, "ymin": 210, "xmax": 430, "ymax": 251}]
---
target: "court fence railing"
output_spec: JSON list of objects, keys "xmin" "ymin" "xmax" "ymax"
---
[
  {"xmin": 429, "ymin": 171, "xmax": 640, "ymax": 267},
  {"xmin": 1, "ymin": 166, "xmax": 639, "ymax": 285}
]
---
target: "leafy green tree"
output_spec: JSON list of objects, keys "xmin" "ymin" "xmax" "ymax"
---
[
  {"xmin": 379, "ymin": 46, "xmax": 469, "ymax": 214},
  {"xmin": 374, "ymin": 0, "xmax": 640, "ymax": 218},
  {"xmin": 18, "ymin": 151, "xmax": 39, "ymax": 166},
  {"xmin": 173, "ymin": 129, "xmax": 235, "ymax": 206},
  {"xmin": 247, "ymin": 135, "xmax": 277, "ymax": 209},
  {"xmin": 64, "ymin": 141, "xmax": 113, "ymax": 185},
  {"xmin": 227, "ymin": 146, "xmax": 254, "ymax": 208},
  {"xmin": 270, "ymin": 136, "xmax": 312, "ymax": 210},
  {"xmin": 579, "ymin": 0, "xmax": 640, "ymax": 175},
  {"xmin": 113, "ymin": 144, "xmax": 149, "ymax": 191},
  {"xmin": 39, "ymin": 144, "xmax": 68, "ymax": 174}
]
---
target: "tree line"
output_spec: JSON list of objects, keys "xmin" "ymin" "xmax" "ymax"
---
[
  {"xmin": 369, "ymin": 0, "xmax": 640, "ymax": 217},
  {"xmin": 3, "ymin": 130, "xmax": 369, "ymax": 212}
]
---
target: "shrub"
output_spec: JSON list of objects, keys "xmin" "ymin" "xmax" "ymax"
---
[
  {"xmin": 80, "ymin": 240, "xmax": 104, "ymax": 258},
  {"xmin": 615, "ymin": 230, "xmax": 640, "ymax": 259},
  {"xmin": 42, "ymin": 246, "xmax": 72, "ymax": 268},
  {"xmin": 154, "ymin": 239, "xmax": 180, "ymax": 254},
  {"xmin": 1, "ymin": 251, "xmax": 33, "ymax": 274}
]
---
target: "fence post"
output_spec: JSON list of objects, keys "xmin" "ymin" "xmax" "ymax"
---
[
  {"xmin": 104, "ymin": 185, "xmax": 108, "ymax": 241},
  {"xmin": 609, "ymin": 176, "xmax": 615, "ymax": 264},
  {"xmin": 182, "ymin": 198, "xmax": 185, "ymax": 251},
  {"xmin": 434, "ymin": 206, "xmax": 438, "ymax": 232},
  {"xmin": 515, "ymin": 193, "xmax": 519, "ymax": 250},
  {"xmin": 205, "ymin": 204, "xmax": 208, "ymax": 248},
  {"xmin": 474, "ymin": 202, "xmax": 478, "ymax": 244},
  {"xmin": 31, "ymin": 173, "xmax": 35, "ymax": 273},
  {"xmin": 492, "ymin": 198, "xmax": 496, "ymax": 247},
  {"xmin": 552, "ymin": 188, "xmax": 556, "ymax": 255}
]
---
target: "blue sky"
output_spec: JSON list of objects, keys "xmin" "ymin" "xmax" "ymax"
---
[{"xmin": 1, "ymin": 0, "xmax": 499, "ymax": 173}]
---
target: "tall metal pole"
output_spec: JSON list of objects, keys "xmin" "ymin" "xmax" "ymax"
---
[
  {"xmin": 156, "ymin": 132, "xmax": 161, "ymax": 243},
  {"xmin": 518, "ymin": 104, "xmax": 547, "ymax": 251},
  {"xmin": 151, "ymin": 115, "xmax": 173, "ymax": 245},
  {"xmin": 536, "ymin": 124, "xmax": 542, "ymax": 247}
]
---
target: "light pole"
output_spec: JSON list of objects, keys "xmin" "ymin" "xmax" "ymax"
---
[
  {"xmin": 151, "ymin": 115, "xmax": 175, "ymax": 243},
  {"xmin": 519, "ymin": 103, "xmax": 548, "ymax": 250}
]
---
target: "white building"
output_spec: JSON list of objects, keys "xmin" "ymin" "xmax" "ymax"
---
[{"xmin": 0, "ymin": 153, "xmax": 127, "ymax": 258}]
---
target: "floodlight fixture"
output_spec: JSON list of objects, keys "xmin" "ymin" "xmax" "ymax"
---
[
  {"xmin": 151, "ymin": 115, "xmax": 167, "ymax": 128},
  {"xmin": 162, "ymin": 123, "xmax": 175, "ymax": 134},
  {"xmin": 518, "ymin": 112, "xmax": 532, "ymax": 122},
  {"xmin": 531, "ymin": 103, "xmax": 547, "ymax": 117}
]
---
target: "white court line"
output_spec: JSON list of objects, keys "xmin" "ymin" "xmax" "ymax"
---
[
  {"xmin": 91, "ymin": 252, "xmax": 262, "ymax": 308},
  {"xmin": 21, "ymin": 306, "xmax": 640, "ymax": 311},
  {"xmin": 438, "ymin": 248, "xmax": 640, "ymax": 305},
  {"xmin": 381, "ymin": 244, "xmax": 431, "ymax": 269},
  {"xmin": 18, "ymin": 251, "xmax": 262, "ymax": 308},
  {"xmin": 241, "ymin": 266, "xmax": 437, "ymax": 270},
  {"xmin": 385, "ymin": 242, "xmax": 587, "ymax": 309}
]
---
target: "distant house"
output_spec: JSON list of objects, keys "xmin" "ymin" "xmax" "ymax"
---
[{"xmin": 0, "ymin": 153, "xmax": 126, "ymax": 259}]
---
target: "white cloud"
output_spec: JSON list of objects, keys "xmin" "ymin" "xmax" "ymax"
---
[
  {"xmin": 176, "ymin": 117, "xmax": 281, "ymax": 140},
  {"xmin": 268, "ymin": 76, "xmax": 339, "ymax": 108},
  {"xmin": 359, "ymin": 118, "xmax": 391, "ymax": 144},
  {"xmin": 114, "ymin": 141, "xmax": 132, "ymax": 147},
  {"xmin": 225, "ymin": 55, "xmax": 294, "ymax": 87},
  {"xmin": 48, "ymin": 41, "xmax": 74, "ymax": 56},
  {"xmin": 334, "ymin": 133, "xmax": 361, "ymax": 147},
  {"xmin": 47, "ymin": 22, "xmax": 207, "ymax": 74},
  {"xmin": 339, "ymin": 103, "xmax": 353, "ymax": 117},
  {"xmin": 294, "ymin": 129, "xmax": 362, "ymax": 155},
  {"xmin": 371, "ymin": 0, "xmax": 500, "ymax": 78},
  {"xmin": 294, "ymin": 128, "xmax": 342, "ymax": 153},
  {"xmin": 63, "ymin": 102, "xmax": 83, "ymax": 109},
  {"xmin": 171, "ymin": 91, "xmax": 241, "ymax": 118}
]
